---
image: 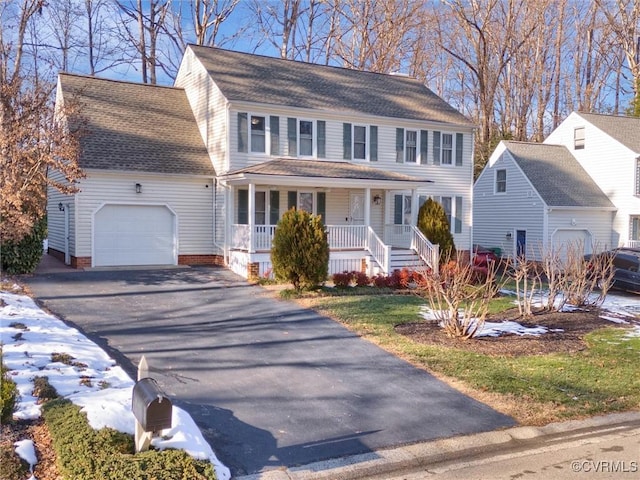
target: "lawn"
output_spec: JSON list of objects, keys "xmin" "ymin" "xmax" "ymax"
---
[{"xmin": 297, "ymin": 292, "xmax": 640, "ymax": 425}]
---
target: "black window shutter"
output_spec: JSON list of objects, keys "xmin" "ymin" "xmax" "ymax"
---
[
  {"xmin": 288, "ymin": 191, "xmax": 297, "ymax": 210},
  {"xmin": 237, "ymin": 113, "xmax": 248, "ymax": 153},
  {"xmin": 420, "ymin": 130, "xmax": 428, "ymax": 164},
  {"xmin": 455, "ymin": 133, "xmax": 463, "ymax": 166},
  {"xmin": 343, "ymin": 123, "xmax": 352, "ymax": 160},
  {"xmin": 317, "ymin": 120, "xmax": 326, "ymax": 158},
  {"xmin": 238, "ymin": 189, "xmax": 248, "ymax": 224},
  {"xmin": 317, "ymin": 192, "xmax": 326, "ymax": 221},
  {"xmin": 396, "ymin": 128, "xmax": 404, "ymax": 163},
  {"xmin": 394, "ymin": 195, "xmax": 403, "ymax": 224},
  {"xmin": 287, "ymin": 117, "xmax": 297, "ymax": 156},
  {"xmin": 270, "ymin": 190, "xmax": 280, "ymax": 224},
  {"xmin": 433, "ymin": 131, "xmax": 441, "ymax": 165},
  {"xmin": 370, "ymin": 125, "xmax": 378, "ymax": 161},
  {"xmin": 270, "ymin": 116, "xmax": 279, "ymax": 155}
]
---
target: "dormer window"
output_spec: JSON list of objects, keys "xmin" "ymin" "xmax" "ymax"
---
[{"xmin": 574, "ymin": 126, "xmax": 585, "ymax": 150}]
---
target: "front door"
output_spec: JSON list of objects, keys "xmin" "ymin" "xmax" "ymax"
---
[
  {"xmin": 516, "ymin": 230, "xmax": 526, "ymax": 258},
  {"xmin": 349, "ymin": 193, "xmax": 364, "ymax": 224}
]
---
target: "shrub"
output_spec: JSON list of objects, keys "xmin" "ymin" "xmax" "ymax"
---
[
  {"xmin": 353, "ymin": 271, "xmax": 370, "ymax": 287},
  {"xmin": 1, "ymin": 216, "xmax": 47, "ymax": 274},
  {"xmin": 332, "ymin": 271, "xmax": 353, "ymax": 288},
  {"xmin": 417, "ymin": 198, "xmax": 455, "ymax": 263},
  {"xmin": 42, "ymin": 399, "xmax": 216, "ymax": 480},
  {"xmin": 1, "ymin": 353, "xmax": 18, "ymax": 424},
  {"xmin": 271, "ymin": 209, "xmax": 329, "ymax": 291},
  {"xmin": 0, "ymin": 444, "xmax": 29, "ymax": 480},
  {"xmin": 372, "ymin": 274, "xmax": 389, "ymax": 288},
  {"xmin": 32, "ymin": 376, "xmax": 58, "ymax": 403}
]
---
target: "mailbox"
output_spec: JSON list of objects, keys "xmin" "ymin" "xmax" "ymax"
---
[{"xmin": 132, "ymin": 378, "xmax": 172, "ymax": 432}]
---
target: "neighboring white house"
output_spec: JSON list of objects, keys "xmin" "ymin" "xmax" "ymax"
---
[
  {"xmin": 49, "ymin": 45, "xmax": 476, "ymax": 278},
  {"xmin": 545, "ymin": 112, "xmax": 640, "ymax": 249},
  {"xmin": 473, "ymin": 111, "xmax": 640, "ymax": 261}
]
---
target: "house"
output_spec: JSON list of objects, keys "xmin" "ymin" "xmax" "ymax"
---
[
  {"xmin": 473, "ymin": 140, "xmax": 615, "ymax": 260},
  {"xmin": 545, "ymin": 112, "xmax": 640, "ymax": 249},
  {"xmin": 49, "ymin": 45, "xmax": 476, "ymax": 279}
]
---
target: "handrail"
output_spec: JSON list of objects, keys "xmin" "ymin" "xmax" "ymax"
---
[
  {"xmin": 366, "ymin": 226, "xmax": 390, "ymax": 274},
  {"xmin": 410, "ymin": 226, "xmax": 439, "ymax": 275}
]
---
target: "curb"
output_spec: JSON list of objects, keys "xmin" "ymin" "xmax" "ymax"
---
[{"xmin": 235, "ymin": 411, "xmax": 640, "ymax": 480}]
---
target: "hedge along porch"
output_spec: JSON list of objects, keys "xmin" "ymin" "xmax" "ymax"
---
[{"xmin": 219, "ymin": 159, "xmax": 440, "ymax": 279}]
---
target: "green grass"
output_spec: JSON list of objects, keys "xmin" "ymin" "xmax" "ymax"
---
[{"xmin": 301, "ymin": 293, "xmax": 640, "ymax": 424}]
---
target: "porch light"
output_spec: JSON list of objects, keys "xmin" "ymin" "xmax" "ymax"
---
[
  {"xmin": 506, "ymin": 232, "xmax": 512, "ymax": 239},
  {"xmin": 135, "ymin": 183, "xmax": 142, "ymax": 194},
  {"xmin": 373, "ymin": 194, "xmax": 382, "ymax": 205},
  {"xmin": 58, "ymin": 202, "xmax": 65, "ymax": 212}
]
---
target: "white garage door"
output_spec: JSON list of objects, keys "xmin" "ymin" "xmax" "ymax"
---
[
  {"xmin": 552, "ymin": 229, "xmax": 592, "ymax": 257},
  {"xmin": 94, "ymin": 205, "xmax": 176, "ymax": 267}
]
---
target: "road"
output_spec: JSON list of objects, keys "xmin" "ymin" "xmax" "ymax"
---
[{"xmin": 379, "ymin": 420, "xmax": 640, "ymax": 480}]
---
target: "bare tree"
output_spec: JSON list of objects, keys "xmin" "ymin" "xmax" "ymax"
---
[{"xmin": 0, "ymin": 0, "xmax": 84, "ymax": 244}]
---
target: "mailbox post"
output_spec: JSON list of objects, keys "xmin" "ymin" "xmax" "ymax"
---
[{"xmin": 132, "ymin": 356, "xmax": 173, "ymax": 452}]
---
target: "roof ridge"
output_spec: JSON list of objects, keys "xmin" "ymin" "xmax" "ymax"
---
[
  {"xmin": 187, "ymin": 44, "xmax": 422, "ymax": 83},
  {"xmin": 59, "ymin": 72, "xmax": 182, "ymax": 91}
]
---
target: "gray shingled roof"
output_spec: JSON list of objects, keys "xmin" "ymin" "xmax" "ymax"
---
[
  {"xmin": 577, "ymin": 112, "xmax": 640, "ymax": 153},
  {"xmin": 504, "ymin": 141, "xmax": 614, "ymax": 208},
  {"xmin": 223, "ymin": 158, "xmax": 430, "ymax": 183},
  {"xmin": 59, "ymin": 74, "xmax": 214, "ymax": 176},
  {"xmin": 189, "ymin": 45, "xmax": 473, "ymax": 126}
]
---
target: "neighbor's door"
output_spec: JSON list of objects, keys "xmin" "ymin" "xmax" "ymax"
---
[
  {"xmin": 516, "ymin": 230, "xmax": 526, "ymax": 258},
  {"xmin": 349, "ymin": 193, "xmax": 364, "ymax": 224}
]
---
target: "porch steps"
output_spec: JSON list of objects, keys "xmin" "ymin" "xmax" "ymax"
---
[{"xmin": 389, "ymin": 248, "xmax": 427, "ymax": 272}]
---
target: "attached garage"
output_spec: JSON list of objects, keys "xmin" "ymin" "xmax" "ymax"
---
[{"xmin": 93, "ymin": 204, "xmax": 176, "ymax": 267}]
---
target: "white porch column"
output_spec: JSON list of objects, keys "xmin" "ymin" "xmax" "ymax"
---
[
  {"xmin": 411, "ymin": 189, "xmax": 419, "ymax": 225},
  {"xmin": 364, "ymin": 187, "xmax": 371, "ymax": 227},
  {"xmin": 248, "ymin": 182, "xmax": 255, "ymax": 253},
  {"xmin": 227, "ymin": 185, "xmax": 234, "ymax": 254}
]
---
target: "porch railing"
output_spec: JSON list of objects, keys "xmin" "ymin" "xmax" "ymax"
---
[
  {"xmin": 327, "ymin": 225, "xmax": 366, "ymax": 249},
  {"xmin": 231, "ymin": 224, "xmax": 366, "ymax": 251},
  {"xmin": 366, "ymin": 226, "xmax": 390, "ymax": 274},
  {"xmin": 383, "ymin": 224, "xmax": 412, "ymax": 248},
  {"xmin": 410, "ymin": 226, "xmax": 439, "ymax": 275},
  {"xmin": 627, "ymin": 240, "xmax": 640, "ymax": 249}
]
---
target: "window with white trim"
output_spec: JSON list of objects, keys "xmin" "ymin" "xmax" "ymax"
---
[
  {"xmin": 433, "ymin": 195, "xmax": 463, "ymax": 234},
  {"xmin": 574, "ymin": 126, "xmax": 585, "ymax": 150},
  {"xmin": 495, "ymin": 169, "xmax": 507, "ymax": 193},
  {"xmin": 238, "ymin": 113, "xmax": 279, "ymax": 154},
  {"xmin": 631, "ymin": 216, "xmax": 640, "ymax": 243},
  {"xmin": 343, "ymin": 123, "xmax": 378, "ymax": 161},
  {"xmin": 393, "ymin": 194, "xmax": 412, "ymax": 225},
  {"xmin": 635, "ymin": 158, "xmax": 640, "ymax": 196},
  {"xmin": 441, "ymin": 133, "xmax": 453, "ymax": 165},
  {"xmin": 250, "ymin": 116, "xmax": 266, "ymax": 153},
  {"xmin": 405, "ymin": 130, "xmax": 417, "ymax": 163},
  {"xmin": 299, "ymin": 120, "xmax": 313, "ymax": 156}
]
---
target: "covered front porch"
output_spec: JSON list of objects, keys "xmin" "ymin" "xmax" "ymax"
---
[{"xmin": 219, "ymin": 159, "xmax": 439, "ymax": 278}]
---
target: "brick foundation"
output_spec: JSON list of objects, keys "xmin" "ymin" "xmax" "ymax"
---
[
  {"xmin": 178, "ymin": 255, "xmax": 223, "ymax": 266},
  {"xmin": 361, "ymin": 258, "xmax": 367, "ymax": 273},
  {"xmin": 247, "ymin": 262, "xmax": 260, "ymax": 280},
  {"xmin": 72, "ymin": 256, "xmax": 92, "ymax": 269},
  {"xmin": 47, "ymin": 248, "xmax": 65, "ymax": 263}
]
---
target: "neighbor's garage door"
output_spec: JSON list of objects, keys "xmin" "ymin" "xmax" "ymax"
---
[
  {"xmin": 94, "ymin": 205, "xmax": 176, "ymax": 267},
  {"xmin": 552, "ymin": 229, "xmax": 592, "ymax": 257}
]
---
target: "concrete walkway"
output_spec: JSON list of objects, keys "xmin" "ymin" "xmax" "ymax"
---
[{"xmin": 24, "ymin": 256, "xmax": 515, "ymax": 477}]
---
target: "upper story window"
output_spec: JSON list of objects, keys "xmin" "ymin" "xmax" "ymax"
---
[
  {"xmin": 635, "ymin": 158, "xmax": 640, "ymax": 196},
  {"xmin": 495, "ymin": 169, "xmax": 507, "ymax": 193},
  {"xmin": 406, "ymin": 130, "xmax": 417, "ymax": 163},
  {"xmin": 396, "ymin": 128, "xmax": 428, "ymax": 164},
  {"xmin": 251, "ymin": 116, "xmax": 266, "ymax": 152},
  {"xmin": 433, "ymin": 131, "xmax": 464, "ymax": 166},
  {"xmin": 344, "ymin": 123, "xmax": 377, "ymax": 161},
  {"xmin": 574, "ymin": 126, "xmax": 585, "ymax": 150},
  {"xmin": 238, "ymin": 113, "xmax": 279, "ymax": 155},
  {"xmin": 299, "ymin": 120, "xmax": 313, "ymax": 156},
  {"xmin": 287, "ymin": 118, "xmax": 325, "ymax": 158}
]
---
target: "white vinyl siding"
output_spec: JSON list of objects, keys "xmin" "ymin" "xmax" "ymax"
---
[
  {"xmin": 72, "ymin": 172, "xmax": 215, "ymax": 260},
  {"xmin": 47, "ymin": 169, "xmax": 76, "ymax": 255}
]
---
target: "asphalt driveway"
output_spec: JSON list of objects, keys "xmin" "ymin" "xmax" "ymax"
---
[{"xmin": 24, "ymin": 264, "xmax": 515, "ymax": 476}]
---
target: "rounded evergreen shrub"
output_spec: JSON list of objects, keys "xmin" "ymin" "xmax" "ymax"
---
[
  {"xmin": 417, "ymin": 198, "xmax": 455, "ymax": 263},
  {"xmin": 1, "ymin": 216, "xmax": 47, "ymax": 274},
  {"xmin": 271, "ymin": 208, "xmax": 329, "ymax": 291},
  {"xmin": 1, "ymin": 353, "xmax": 18, "ymax": 424}
]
